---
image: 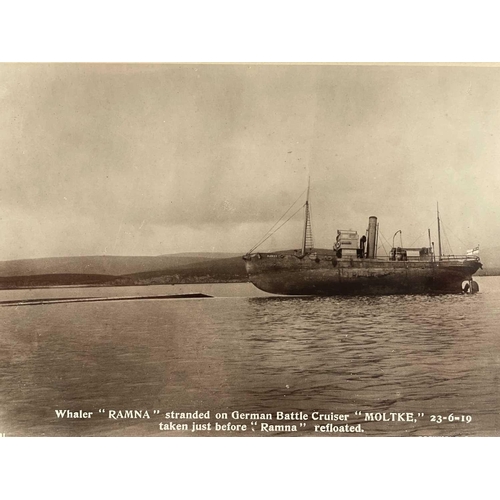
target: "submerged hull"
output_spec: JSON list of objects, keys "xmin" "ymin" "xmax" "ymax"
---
[{"xmin": 244, "ymin": 252, "xmax": 482, "ymax": 296}]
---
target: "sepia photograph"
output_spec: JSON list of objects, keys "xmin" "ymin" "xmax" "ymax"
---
[{"xmin": 1, "ymin": 62, "xmax": 499, "ymax": 439}]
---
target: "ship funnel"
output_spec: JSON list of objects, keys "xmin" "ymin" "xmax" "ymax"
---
[{"xmin": 366, "ymin": 216, "xmax": 377, "ymax": 259}]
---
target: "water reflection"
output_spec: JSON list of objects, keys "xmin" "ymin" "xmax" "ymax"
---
[{"xmin": 0, "ymin": 278, "xmax": 498, "ymax": 436}]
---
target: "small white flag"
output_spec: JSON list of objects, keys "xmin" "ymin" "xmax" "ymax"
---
[{"xmin": 467, "ymin": 245, "xmax": 479, "ymax": 255}]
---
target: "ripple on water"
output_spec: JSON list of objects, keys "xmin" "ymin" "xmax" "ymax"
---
[{"xmin": 0, "ymin": 278, "xmax": 499, "ymax": 436}]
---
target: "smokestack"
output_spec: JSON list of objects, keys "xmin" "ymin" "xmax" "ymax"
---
[{"xmin": 366, "ymin": 216, "xmax": 377, "ymax": 259}]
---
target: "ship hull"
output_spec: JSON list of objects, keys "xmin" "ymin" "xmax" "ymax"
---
[{"xmin": 244, "ymin": 253, "xmax": 482, "ymax": 296}]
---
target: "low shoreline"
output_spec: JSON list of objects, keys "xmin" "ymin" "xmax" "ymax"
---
[
  {"xmin": 0, "ymin": 279, "xmax": 249, "ymax": 291},
  {"xmin": 0, "ymin": 292, "xmax": 214, "ymax": 307}
]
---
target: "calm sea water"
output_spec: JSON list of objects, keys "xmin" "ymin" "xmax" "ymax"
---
[{"xmin": 1, "ymin": 278, "xmax": 499, "ymax": 437}]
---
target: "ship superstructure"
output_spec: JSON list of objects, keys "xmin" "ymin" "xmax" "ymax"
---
[{"xmin": 243, "ymin": 191, "xmax": 481, "ymax": 296}]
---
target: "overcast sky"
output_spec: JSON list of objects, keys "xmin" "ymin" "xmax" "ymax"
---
[{"xmin": 1, "ymin": 63, "xmax": 499, "ymax": 259}]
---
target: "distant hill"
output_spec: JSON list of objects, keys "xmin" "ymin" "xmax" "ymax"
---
[
  {"xmin": 475, "ymin": 246, "xmax": 500, "ymax": 276},
  {"xmin": 124, "ymin": 249, "xmax": 333, "ymax": 284},
  {"xmin": 165, "ymin": 252, "xmax": 243, "ymax": 259},
  {"xmin": 126, "ymin": 256, "xmax": 248, "ymax": 284},
  {"xmin": 0, "ymin": 252, "xmax": 247, "ymax": 289},
  {"xmin": 0, "ymin": 273, "xmax": 130, "ymax": 289},
  {"xmin": 0, "ymin": 253, "xmax": 243, "ymax": 278},
  {"xmin": 0, "ymin": 246, "xmax": 498, "ymax": 289}
]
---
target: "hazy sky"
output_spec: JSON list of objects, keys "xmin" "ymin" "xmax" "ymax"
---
[{"xmin": 1, "ymin": 63, "xmax": 499, "ymax": 259}]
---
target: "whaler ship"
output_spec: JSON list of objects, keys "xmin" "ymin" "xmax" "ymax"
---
[{"xmin": 243, "ymin": 188, "xmax": 482, "ymax": 296}]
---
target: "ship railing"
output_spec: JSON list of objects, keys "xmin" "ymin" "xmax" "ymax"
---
[
  {"xmin": 439, "ymin": 254, "xmax": 481, "ymax": 261},
  {"xmin": 369, "ymin": 256, "xmax": 432, "ymax": 262},
  {"xmin": 376, "ymin": 254, "xmax": 480, "ymax": 262},
  {"xmin": 243, "ymin": 252, "xmax": 480, "ymax": 262},
  {"xmin": 243, "ymin": 251, "xmax": 308, "ymax": 259}
]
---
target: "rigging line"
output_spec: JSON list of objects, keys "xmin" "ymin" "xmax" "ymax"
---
[
  {"xmin": 407, "ymin": 219, "xmax": 437, "ymax": 248},
  {"xmin": 376, "ymin": 230, "xmax": 390, "ymax": 256},
  {"xmin": 408, "ymin": 232, "xmax": 426, "ymax": 248},
  {"xmin": 248, "ymin": 188, "xmax": 307, "ymax": 253},
  {"xmin": 442, "ymin": 224, "xmax": 454, "ymax": 255},
  {"xmin": 442, "ymin": 221, "xmax": 468, "ymax": 248},
  {"xmin": 377, "ymin": 239, "xmax": 388, "ymax": 256},
  {"xmin": 250, "ymin": 203, "xmax": 306, "ymax": 252},
  {"xmin": 435, "ymin": 213, "xmax": 451, "ymax": 254},
  {"xmin": 378, "ymin": 231, "xmax": 393, "ymax": 249}
]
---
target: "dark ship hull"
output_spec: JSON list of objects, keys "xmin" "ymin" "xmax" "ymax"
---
[
  {"xmin": 244, "ymin": 189, "xmax": 481, "ymax": 296},
  {"xmin": 244, "ymin": 251, "xmax": 482, "ymax": 296}
]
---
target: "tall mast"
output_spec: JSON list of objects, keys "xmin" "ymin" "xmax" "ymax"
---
[
  {"xmin": 301, "ymin": 178, "xmax": 313, "ymax": 256},
  {"xmin": 437, "ymin": 202, "xmax": 442, "ymax": 260},
  {"xmin": 428, "ymin": 228, "xmax": 433, "ymax": 261}
]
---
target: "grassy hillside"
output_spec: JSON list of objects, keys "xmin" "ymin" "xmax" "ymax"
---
[
  {"xmin": 0, "ymin": 273, "xmax": 132, "ymax": 289},
  {"xmin": 0, "ymin": 252, "xmax": 248, "ymax": 289},
  {"xmin": 127, "ymin": 256, "xmax": 248, "ymax": 284},
  {"xmin": 0, "ymin": 246, "xmax": 497, "ymax": 289},
  {"xmin": 0, "ymin": 253, "xmax": 242, "ymax": 278}
]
